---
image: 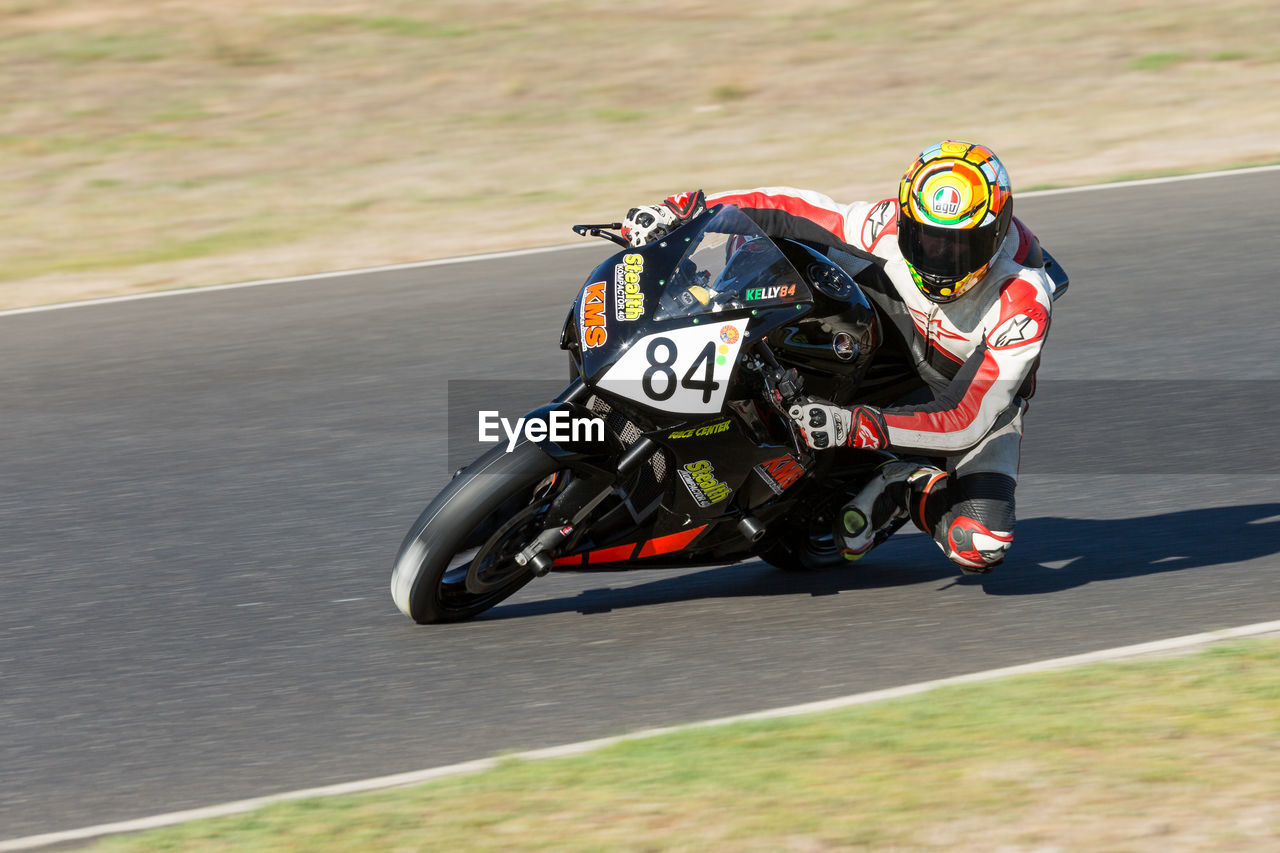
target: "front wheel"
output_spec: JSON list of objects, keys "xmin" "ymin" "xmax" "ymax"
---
[{"xmin": 391, "ymin": 441, "xmax": 561, "ymax": 624}]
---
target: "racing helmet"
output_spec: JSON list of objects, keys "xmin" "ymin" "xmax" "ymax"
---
[{"xmin": 897, "ymin": 141, "xmax": 1013, "ymax": 302}]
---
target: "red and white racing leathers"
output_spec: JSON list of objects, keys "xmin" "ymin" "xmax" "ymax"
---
[{"xmin": 706, "ymin": 187, "xmax": 1060, "ymax": 570}]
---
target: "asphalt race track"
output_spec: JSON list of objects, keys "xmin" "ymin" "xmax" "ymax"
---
[{"xmin": 2, "ymin": 170, "xmax": 1278, "ymax": 841}]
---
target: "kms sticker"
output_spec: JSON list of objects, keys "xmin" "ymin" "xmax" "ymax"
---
[
  {"xmin": 580, "ymin": 280, "xmax": 607, "ymax": 348},
  {"xmin": 754, "ymin": 455, "xmax": 805, "ymax": 495},
  {"xmin": 678, "ymin": 459, "xmax": 731, "ymax": 508}
]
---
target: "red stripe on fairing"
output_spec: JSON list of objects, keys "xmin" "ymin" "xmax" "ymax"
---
[
  {"xmin": 883, "ymin": 349, "xmax": 1001, "ymax": 435},
  {"xmin": 710, "ymin": 192, "xmax": 848, "ymax": 240},
  {"xmin": 588, "ymin": 543, "xmax": 638, "ymax": 564},
  {"xmin": 1012, "ymin": 217, "xmax": 1035, "ymax": 265},
  {"xmin": 638, "ymin": 525, "xmax": 707, "ymax": 558},
  {"xmin": 553, "ymin": 525, "xmax": 708, "ymax": 568}
]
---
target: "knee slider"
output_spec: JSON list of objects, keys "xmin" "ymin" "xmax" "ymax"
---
[{"xmin": 944, "ymin": 516, "xmax": 1012, "ymax": 573}]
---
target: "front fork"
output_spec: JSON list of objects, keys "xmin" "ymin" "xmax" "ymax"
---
[
  {"xmin": 510, "ymin": 434, "xmax": 658, "ymax": 577},
  {"xmin": 464, "ymin": 383, "xmax": 658, "ymax": 591}
]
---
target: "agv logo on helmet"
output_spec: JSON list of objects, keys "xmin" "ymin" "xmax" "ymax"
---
[
  {"xmin": 929, "ymin": 185, "xmax": 962, "ymax": 217},
  {"xmin": 897, "ymin": 140, "xmax": 1013, "ymax": 303}
]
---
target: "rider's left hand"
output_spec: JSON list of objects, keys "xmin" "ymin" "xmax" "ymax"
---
[{"xmin": 788, "ymin": 400, "xmax": 888, "ymax": 450}]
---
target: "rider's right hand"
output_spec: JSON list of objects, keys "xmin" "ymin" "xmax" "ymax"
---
[
  {"xmin": 789, "ymin": 400, "xmax": 851, "ymax": 449},
  {"xmin": 788, "ymin": 400, "xmax": 888, "ymax": 450},
  {"xmin": 621, "ymin": 190, "xmax": 707, "ymax": 247}
]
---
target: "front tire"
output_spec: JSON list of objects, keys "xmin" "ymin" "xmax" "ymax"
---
[{"xmin": 391, "ymin": 441, "xmax": 561, "ymax": 624}]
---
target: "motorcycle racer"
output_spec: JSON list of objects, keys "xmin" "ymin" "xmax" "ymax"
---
[{"xmin": 619, "ymin": 141, "xmax": 1060, "ymax": 573}]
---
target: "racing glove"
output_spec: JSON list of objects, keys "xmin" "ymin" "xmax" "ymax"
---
[
  {"xmin": 788, "ymin": 400, "xmax": 888, "ymax": 450},
  {"xmin": 621, "ymin": 190, "xmax": 707, "ymax": 247}
]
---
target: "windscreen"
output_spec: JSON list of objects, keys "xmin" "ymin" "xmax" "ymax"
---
[{"xmin": 654, "ymin": 206, "xmax": 811, "ymax": 321}]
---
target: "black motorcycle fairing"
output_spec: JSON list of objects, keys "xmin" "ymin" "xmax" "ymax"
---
[
  {"xmin": 1042, "ymin": 246, "xmax": 1070, "ymax": 300},
  {"xmin": 562, "ymin": 230, "xmax": 698, "ymax": 387},
  {"xmin": 562, "ymin": 207, "xmax": 818, "ymax": 398},
  {"xmin": 764, "ymin": 240, "xmax": 882, "ymax": 404},
  {"xmin": 656, "ymin": 423, "xmax": 804, "ymax": 519}
]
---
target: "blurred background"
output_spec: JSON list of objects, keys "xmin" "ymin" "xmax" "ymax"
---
[
  {"xmin": 1, "ymin": 0, "xmax": 1278, "ymax": 310},
  {"xmin": 3, "ymin": 4, "xmax": 1280, "ymax": 847}
]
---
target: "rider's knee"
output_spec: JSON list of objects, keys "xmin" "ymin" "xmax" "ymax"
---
[
  {"xmin": 941, "ymin": 515, "xmax": 1013, "ymax": 573},
  {"xmin": 907, "ymin": 469, "xmax": 950, "ymax": 533}
]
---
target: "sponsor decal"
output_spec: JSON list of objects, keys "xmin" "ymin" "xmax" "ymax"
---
[
  {"xmin": 988, "ymin": 304, "xmax": 1048, "ymax": 350},
  {"xmin": 580, "ymin": 279, "xmax": 608, "ymax": 348},
  {"xmin": 930, "ymin": 185, "xmax": 962, "ymax": 217},
  {"xmin": 613, "ymin": 252, "xmax": 645, "ymax": 321},
  {"xmin": 718, "ymin": 325, "xmax": 739, "ymax": 345},
  {"xmin": 860, "ymin": 199, "xmax": 896, "ymax": 250},
  {"xmin": 908, "ymin": 306, "xmax": 968, "ymax": 345},
  {"xmin": 677, "ymin": 459, "xmax": 731, "ymax": 508},
  {"xmin": 667, "ymin": 419, "xmax": 732, "ymax": 440},
  {"xmin": 832, "ymin": 331, "xmax": 857, "ymax": 361},
  {"xmin": 850, "ymin": 410, "xmax": 885, "ymax": 449},
  {"xmin": 744, "ymin": 283, "xmax": 798, "ymax": 302},
  {"xmin": 754, "ymin": 455, "xmax": 805, "ymax": 495}
]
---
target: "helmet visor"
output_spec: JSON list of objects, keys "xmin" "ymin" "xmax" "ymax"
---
[{"xmin": 898, "ymin": 215, "xmax": 1003, "ymax": 282}]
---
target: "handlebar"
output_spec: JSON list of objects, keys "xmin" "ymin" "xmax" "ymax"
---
[
  {"xmin": 571, "ymin": 222, "xmax": 629, "ymax": 248},
  {"xmin": 753, "ymin": 339, "xmax": 807, "ymax": 458}
]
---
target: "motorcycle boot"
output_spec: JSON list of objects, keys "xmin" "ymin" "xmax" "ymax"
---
[{"xmin": 838, "ymin": 461, "xmax": 941, "ymax": 560}]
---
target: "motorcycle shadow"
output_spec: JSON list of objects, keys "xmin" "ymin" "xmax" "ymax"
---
[
  {"xmin": 481, "ymin": 502, "xmax": 1280, "ymax": 617},
  {"xmin": 972, "ymin": 501, "xmax": 1280, "ymax": 596},
  {"xmin": 480, "ymin": 542, "xmax": 956, "ymax": 620}
]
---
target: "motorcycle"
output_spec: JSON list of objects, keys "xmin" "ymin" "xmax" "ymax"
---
[{"xmin": 393, "ymin": 204, "xmax": 966, "ymax": 623}]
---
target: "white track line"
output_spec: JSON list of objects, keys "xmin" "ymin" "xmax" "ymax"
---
[
  {"xmin": 4, "ymin": 618, "xmax": 1278, "ymax": 852},
  {"xmin": 3, "ymin": 163, "xmax": 1279, "ymax": 320},
  {"xmin": 0, "ymin": 243, "xmax": 589, "ymax": 319},
  {"xmin": 1019, "ymin": 163, "xmax": 1280, "ymax": 197}
]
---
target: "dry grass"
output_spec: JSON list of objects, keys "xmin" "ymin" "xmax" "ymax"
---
[
  {"xmin": 2, "ymin": 0, "xmax": 1279, "ymax": 309},
  {"xmin": 91, "ymin": 638, "xmax": 1280, "ymax": 851}
]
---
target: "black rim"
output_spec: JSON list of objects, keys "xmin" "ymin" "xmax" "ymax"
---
[
  {"xmin": 435, "ymin": 472, "xmax": 564, "ymax": 614},
  {"xmin": 795, "ymin": 528, "xmax": 846, "ymax": 568},
  {"xmin": 465, "ymin": 501, "xmax": 550, "ymax": 594}
]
